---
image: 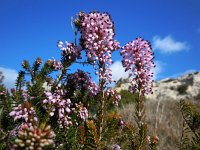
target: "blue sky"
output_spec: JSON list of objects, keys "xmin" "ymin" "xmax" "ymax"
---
[{"xmin": 0, "ymin": 0, "xmax": 200, "ymax": 88}]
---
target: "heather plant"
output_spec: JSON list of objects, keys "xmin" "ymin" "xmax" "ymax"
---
[
  {"xmin": 0, "ymin": 11, "xmax": 159, "ymax": 149},
  {"xmin": 179, "ymin": 100, "xmax": 200, "ymax": 150},
  {"xmin": 118, "ymin": 90, "xmax": 138, "ymax": 107},
  {"xmin": 121, "ymin": 37, "xmax": 155, "ymax": 149}
]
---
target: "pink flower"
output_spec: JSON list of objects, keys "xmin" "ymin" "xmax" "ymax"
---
[
  {"xmin": 9, "ymin": 102, "xmax": 37, "ymax": 124},
  {"xmin": 48, "ymin": 58, "xmax": 62, "ymax": 70},
  {"xmin": 112, "ymin": 144, "xmax": 122, "ymax": 150},
  {"xmin": 76, "ymin": 12, "xmax": 120, "ymax": 85},
  {"xmin": 75, "ymin": 103, "xmax": 89, "ymax": 121},
  {"xmin": 121, "ymin": 37, "xmax": 155, "ymax": 95},
  {"xmin": 105, "ymin": 88, "xmax": 121, "ymax": 106},
  {"xmin": 57, "ymin": 41, "xmax": 82, "ymax": 60},
  {"xmin": 79, "ymin": 107, "xmax": 88, "ymax": 120},
  {"xmin": 43, "ymin": 90, "xmax": 72, "ymax": 128},
  {"xmin": 66, "ymin": 69, "xmax": 99, "ymax": 97}
]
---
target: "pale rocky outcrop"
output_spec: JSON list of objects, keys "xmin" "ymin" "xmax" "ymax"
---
[{"xmin": 115, "ymin": 71, "xmax": 200, "ymax": 101}]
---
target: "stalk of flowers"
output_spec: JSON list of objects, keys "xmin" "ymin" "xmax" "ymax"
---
[
  {"xmin": 75, "ymin": 12, "xmax": 120, "ymax": 146},
  {"xmin": 9, "ymin": 101, "xmax": 38, "ymax": 124},
  {"xmin": 121, "ymin": 37, "xmax": 155, "ymax": 149},
  {"xmin": 75, "ymin": 11, "xmax": 120, "ymax": 85},
  {"xmin": 66, "ymin": 69, "xmax": 99, "ymax": 97},
  {"xmin": 121, "ymin": 37, "xmax": 155, "ymax": 95},
  {"xmin": 57, "ymin": 41, "xmax": 82, "ymax": 61},
  {"xmin": 12, "ymin": 123, "xmax": 55, "ymax": 150},
  {"xmin": 43, "ymin": 89, "xmax": 72, "ymax": 128}
]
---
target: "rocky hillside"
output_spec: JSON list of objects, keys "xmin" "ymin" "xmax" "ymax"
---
[{"xmin": 115, "ymin": 71, "xmax": 200, "ymax": 101}]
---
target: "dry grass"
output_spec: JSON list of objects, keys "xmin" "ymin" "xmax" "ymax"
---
[{"xmin": 117, "ymin": 99, "xmax": 184, "ymax": 150}]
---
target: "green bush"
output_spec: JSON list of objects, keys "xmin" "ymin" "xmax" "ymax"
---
[
  {"xmin": 177, "ymin": 84, "xmax": 188, "ymax": 95},
  {"xmin": 119, "ymin": 90, "xmax": 138, "ymax": 107}
]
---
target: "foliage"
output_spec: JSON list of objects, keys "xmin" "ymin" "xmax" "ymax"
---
[
  {"xmin": 119, "ymin": 90, "xmax": 138, "ymax": 107},
  {"xmin": 179, "ymin": 100, "xmax": 200, "ymax": 150},
  {"xmin": 177, "ymin": 84, "xmax": 188, "ymax": 95}
]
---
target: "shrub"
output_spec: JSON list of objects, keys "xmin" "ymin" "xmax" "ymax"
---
[
  {"xmin": 119, "ymin": 90, "xmax": 138, "ymax": 107},
  {"xmin": 177, "ymin": 84, "xmax": 188, "ymax": 95},
  {"xmin": 179, "ymin": 100, "xmax": 200, "ymax": 149}
]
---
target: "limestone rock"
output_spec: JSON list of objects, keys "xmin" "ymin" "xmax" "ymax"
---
[{"xmin": 115, "ymin": 71, "xmax": 200, "ymax": 101}]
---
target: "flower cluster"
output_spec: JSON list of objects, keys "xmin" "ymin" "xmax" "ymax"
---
[
  {"xmin": 76, "ymin": 12, "xmax": 120, "ymax": 84},
  {"xmin": 13, "ymin": 124, "xmax": 55, "ymax": 150},
  {"xmin": 147, "ymin": 135, "xmax": 159, "ymax": 145},
  {"xmin": 121, "ymin": 37, "xmax": 155, "ymax": 95},
  {"xmin": 105, "ymin": 88, "xmax": 121, "ymax": 106},
  {"xmin": 43, "ymin": 90, "xmax": 72, "ymax": 128},
  {"xmin": 47, "ymin": 58, "xmax": 62, "ymax": 70},
  {"xmin": 112, "ymin": 144, "xmax": 122, "ymax": 150},
  {"xmin": 67, "ymin": 69, "xmax": 99, "ymax": 97},
  {"xmin": 75, "ymin": 103, "xmax": 89, "ymax": 121},
  {"xmin": 77, "ymin": 11, "xmax": 120, "ymax": 54},
  {"xmin": 118, "ymin": 119, "xmax": 125, "ymax": 127},
  {"xmin": 9, "ymin": 102, "xmax": 38, "ymax": 123},
  {"xmin": 57, "ymin": 41, "xmax": 82, "ymax": 60}
]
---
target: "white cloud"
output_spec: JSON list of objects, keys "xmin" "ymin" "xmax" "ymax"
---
[
  {"xmin": 152, "ymin": 35, "xmax": 190, "ymax": 53},
  {"xmin": 110, "ymin": 61, "xmax": 129, "ymax": 82},
  {"xmin": 152, "ymin": 61, "xmax": 164, "ymax": 80},
  {"xmin": 0, "ymin": 67, "xmax": 18, "ymax": 89}
]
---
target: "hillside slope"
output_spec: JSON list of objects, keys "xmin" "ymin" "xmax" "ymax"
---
[{"xmin": 115, "ymin": 71, "xmax": 200, "ymax": 101}]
